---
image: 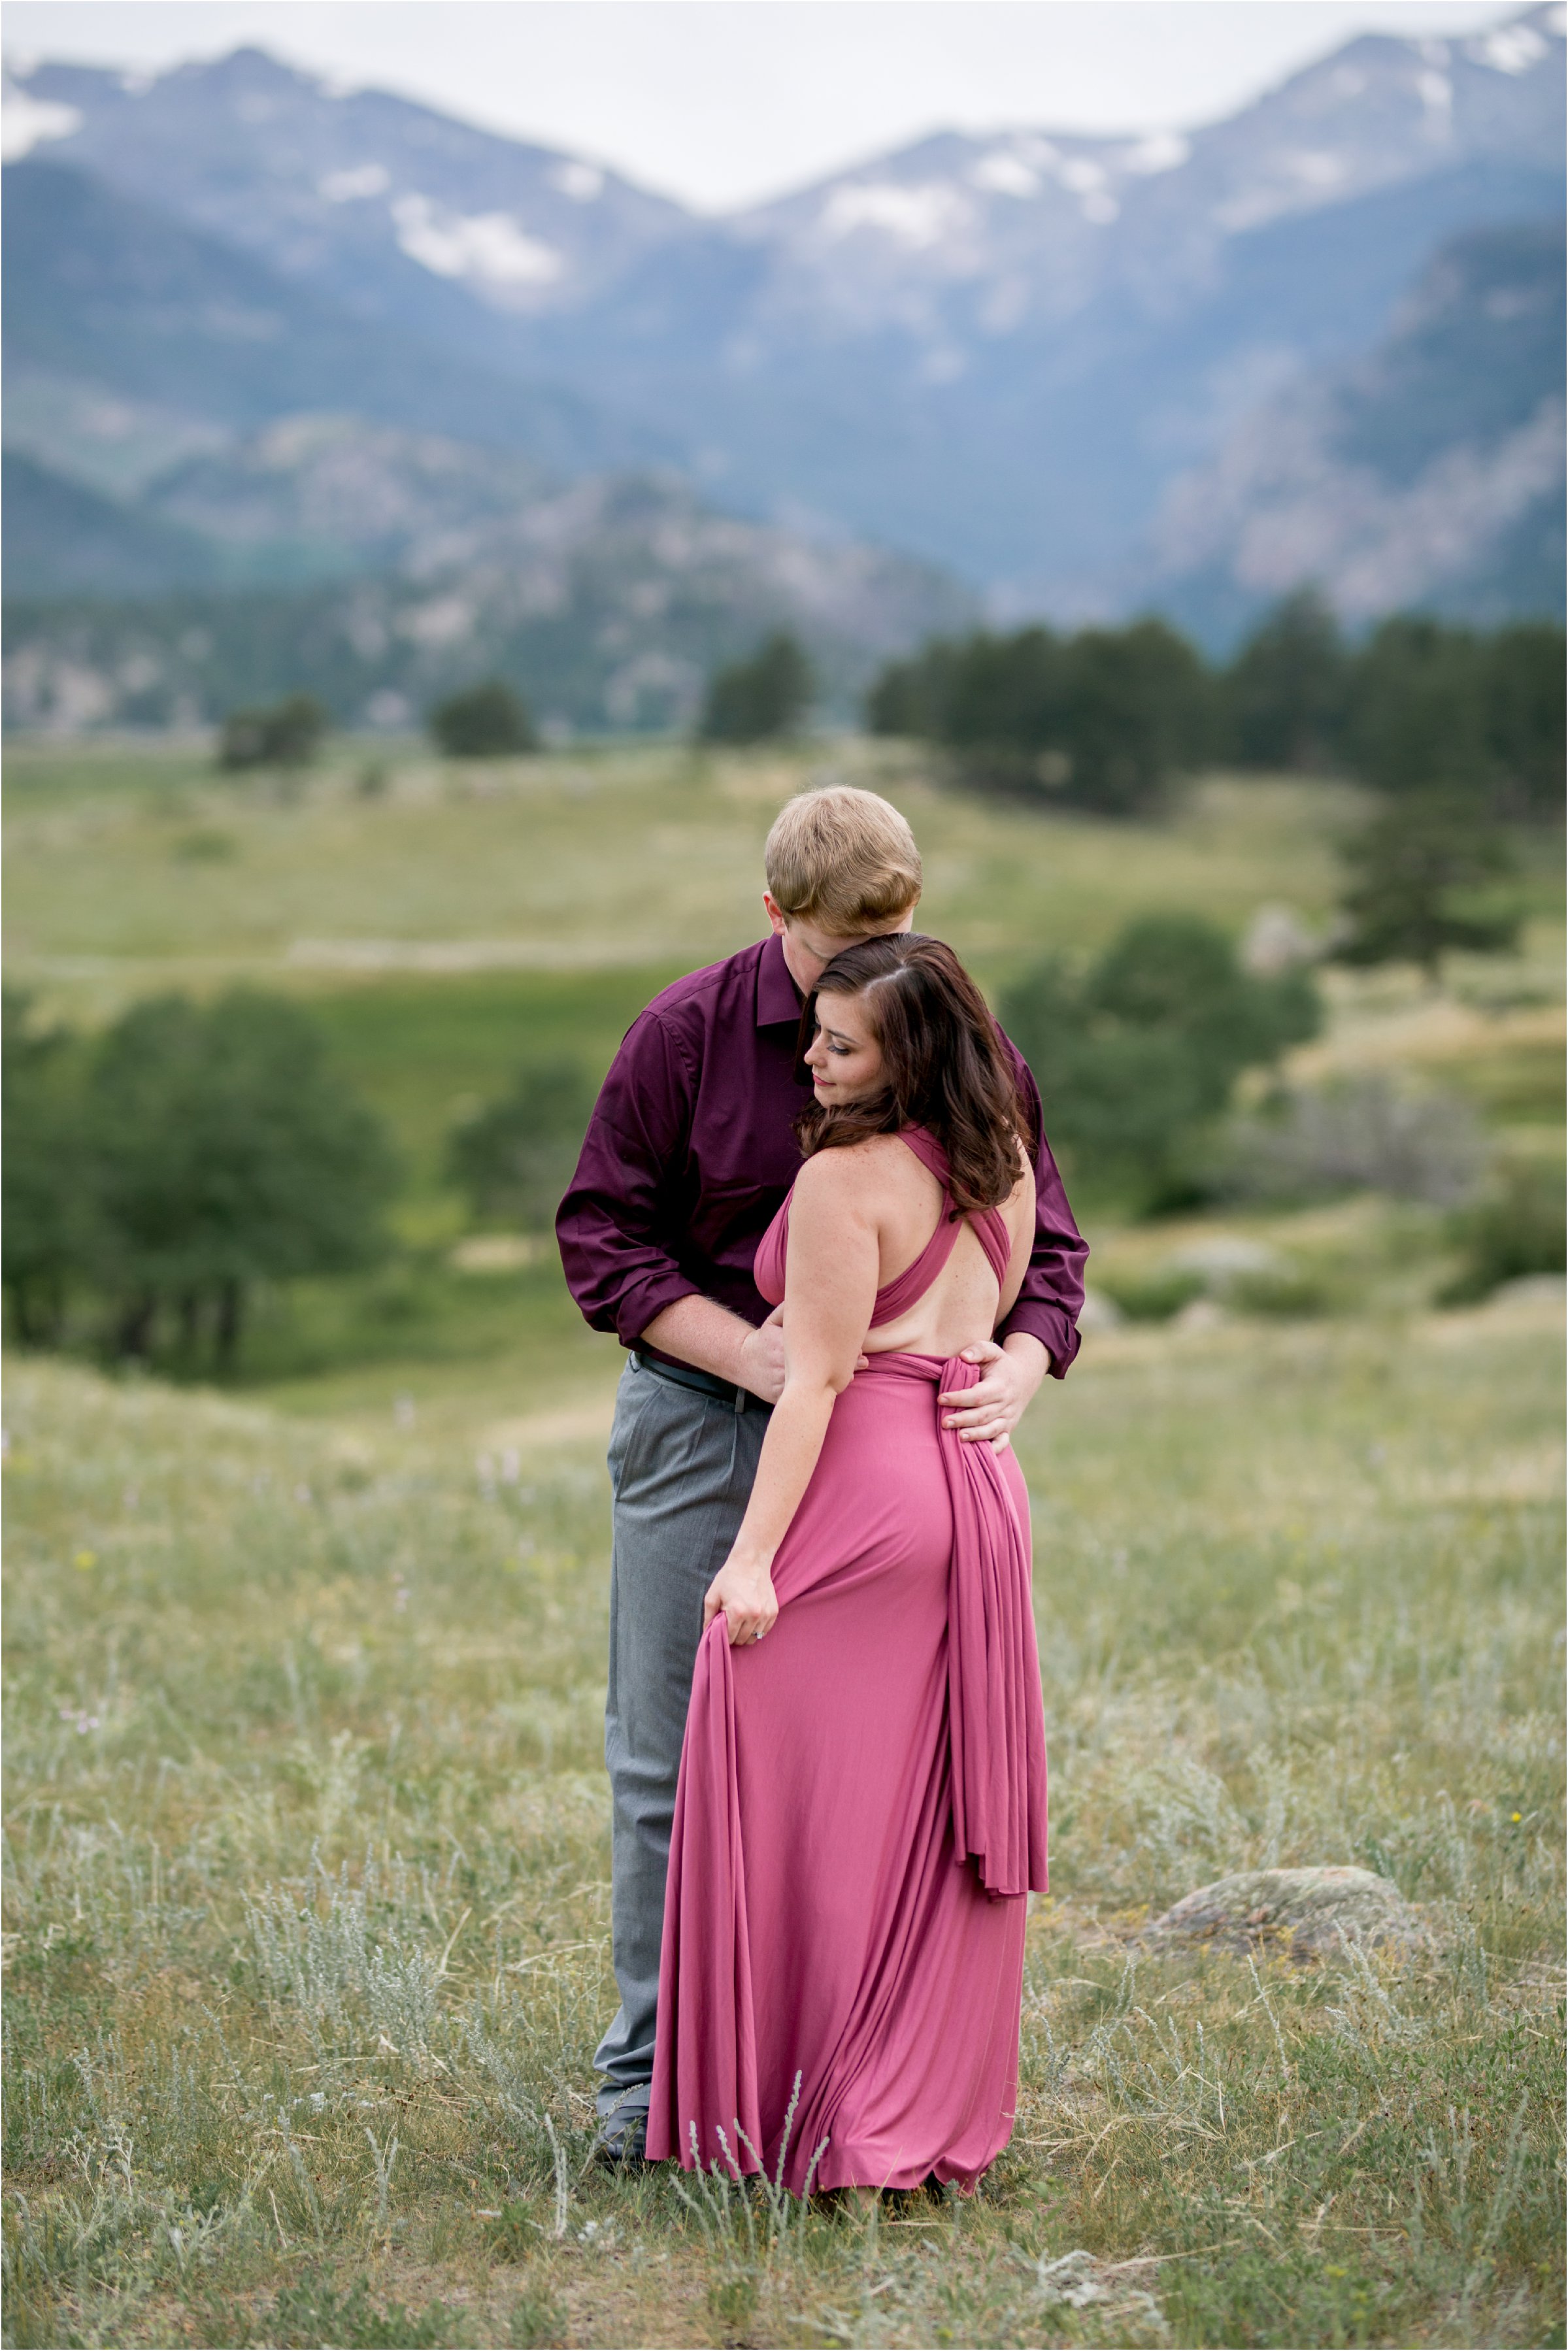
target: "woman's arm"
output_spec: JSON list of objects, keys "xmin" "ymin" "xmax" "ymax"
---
[{"xmin": 702, "ymin": 1153, "xmax": 880, "ymax": 1645}]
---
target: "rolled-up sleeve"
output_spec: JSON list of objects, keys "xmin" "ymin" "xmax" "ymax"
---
[
  {"xmin": 556, "ymin": 1011, "xmax": 702, "ymax": 1347},
  {"xmin": 997, "ymin": 1044, "xmax": 1087, "ymax": 1377}
]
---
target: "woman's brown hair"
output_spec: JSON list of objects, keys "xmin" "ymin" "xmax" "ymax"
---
[{"xmin": 794, "ymin": 934, "xmax": 1027, "ymax": 1212}]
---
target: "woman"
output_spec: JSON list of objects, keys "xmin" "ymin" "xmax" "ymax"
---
[{"xmin": 645, "ymin": 933, "xmax": 1051, "ymax": 2196}]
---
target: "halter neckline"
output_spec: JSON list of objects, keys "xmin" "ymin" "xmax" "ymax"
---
[{"xmin": 753, "ymin": 1126, "xmax": 1012, "ymax": 1326}]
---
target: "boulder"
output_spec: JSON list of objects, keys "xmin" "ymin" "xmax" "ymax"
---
[{"xmin": 1147, "ymin": 1865, "xmax": 1423, "ymax": 1958}]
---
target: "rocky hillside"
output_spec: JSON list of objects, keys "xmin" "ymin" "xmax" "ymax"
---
[
  {"xmin": 2, "ymin": 462, "xmax": 975, "ymax": 734},
  {"xmin": 1149, "ymin": 218, "xmax": 1566, "ymax": 639}
]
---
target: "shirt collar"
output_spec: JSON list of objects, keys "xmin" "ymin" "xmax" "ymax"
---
[{"xmin": 756, "ymin": 931, "xmax": 804, "ymax": 1027}]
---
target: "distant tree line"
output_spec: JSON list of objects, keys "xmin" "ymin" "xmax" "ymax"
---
[
  {"xmin": 867, "ymin": 595, "xmax": 1564, "ymax": 822},
  {"xmin": 210, "ymin": 635, "xmax": 818, "ymax": 773},
  {"xmin": 3, "ymin": 990, "xmax": 396, "ymax": 1367},
  {"xmin": 216, "ymin": 680, "xmax": 539, "ymax": 768}
]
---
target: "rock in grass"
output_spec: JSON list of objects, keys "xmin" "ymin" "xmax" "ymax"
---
[{"xmin": 1148, "ymin": 1865, "xmax": 1422, "ymax": 1958}]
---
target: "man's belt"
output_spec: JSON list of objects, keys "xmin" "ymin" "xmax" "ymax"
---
[{"xmin": 631, "ymin": 1352, "xmax": 763, "ymax": 1412}]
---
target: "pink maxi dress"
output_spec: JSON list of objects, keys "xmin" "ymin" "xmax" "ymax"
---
[{"xmin": 646, "ymin": 1127, "xmax": 1050, "ymax": 2194}]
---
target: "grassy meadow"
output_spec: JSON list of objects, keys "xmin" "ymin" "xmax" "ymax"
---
[{"xmin": 3, "ymin": 733, "xmax": 1563, "ymax": 2348}]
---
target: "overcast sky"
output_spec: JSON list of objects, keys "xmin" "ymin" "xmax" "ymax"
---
[{"xmin": 5, "ymin": 1, "xmax": 1520, "ymax": 209}]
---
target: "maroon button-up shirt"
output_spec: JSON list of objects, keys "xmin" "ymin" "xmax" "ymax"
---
[{"xmin": 557, "ymin": 932, "xmax": 1087, "ymax": 1375}]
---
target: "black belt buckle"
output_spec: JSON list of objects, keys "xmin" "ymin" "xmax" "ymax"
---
[{"xmin": 632, "ymin": 1351, "xmax": 749, "ymax": 1410}]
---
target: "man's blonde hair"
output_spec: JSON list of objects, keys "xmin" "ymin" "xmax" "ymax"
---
[{"xmin": 764, "ymin": 786, "xmax": 922, "ymax": 935}]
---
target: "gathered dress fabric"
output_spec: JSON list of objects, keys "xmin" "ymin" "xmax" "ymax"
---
[{"xmin": 645, "ymin": 1128, "xmax": 1049, "ymax": 2194}]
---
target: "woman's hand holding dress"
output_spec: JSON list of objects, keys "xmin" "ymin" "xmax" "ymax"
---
[
  {"xmin": 702, "ymin": 1552, "xmax": 780, "ymax": 1646},
  {"xmin": 700, "ymin": 1154, "xmax": 880, "ymax": 1646}
]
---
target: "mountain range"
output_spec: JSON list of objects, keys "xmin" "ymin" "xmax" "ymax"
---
[{"xmin": 3, "ymin": 5, "xmax": 1562, "ymax": 729}]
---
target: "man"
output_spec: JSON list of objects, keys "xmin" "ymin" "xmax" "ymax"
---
[{"xmin": 557, "ymin": 785, "xmax": 1086, "ymax": 2160}]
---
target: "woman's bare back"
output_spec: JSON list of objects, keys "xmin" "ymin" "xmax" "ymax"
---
[{"xmin": 842, "ymin": 1132, "xmax": 1034, "ymax": 1359}]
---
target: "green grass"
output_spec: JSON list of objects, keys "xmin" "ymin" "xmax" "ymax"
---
[
  {"xmin": 5, "ymin": 731, "xmax": 1563, "ymax": 2343},
  {"xmin": 5, "ymin": 737, "xmax": 1378, "ymax": 997},
  {"xmin": 299, "ymin": 969, "xmax": 684, "ymax": 1203},
  {"xmin": 4, "ymin": 1284, "xmax": 1562, "ymax": 2348}
]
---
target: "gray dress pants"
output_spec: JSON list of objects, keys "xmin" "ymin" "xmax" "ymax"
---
[{"xmin": 593, "ymin": 1354, "xmax": 771, "ymax": 2128}]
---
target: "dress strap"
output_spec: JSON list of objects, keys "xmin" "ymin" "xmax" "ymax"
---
[
  {"xmin": 754, "ymin": 1127, "xmax": 1014, "ymax": 1329},
  {"xmin": 888, "ymin": 1131, "xmax": 1012, "ymax": 1305}
]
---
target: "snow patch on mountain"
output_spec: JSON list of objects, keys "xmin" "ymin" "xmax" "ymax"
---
[
  {"xmin": 1470, "ymin": 17, "xmax": 1556, "ymax": 69},
  {"xmin": 818, "ymin": 180, "xmax": 971, "ymax": 248},
  {"xmin": 320, "ymin": 162, "xmax": 390, "ymax": 203},
  {"xmin": 553, "ymin": 160, "xmax": 604, "ymax": 202},
  {"xmin": 1118, "ymin": 131, "xmax": 1191, "ymax": 176},
  {"xmin": 970, "ymin": 151, "xmax": 1041, "ymax": 199},
  {"xmin": 390, "ymin": 195, "xmax": 563, "ymax": 292},
  {"xmin": 1, "ymin": 79, "xmax": 81, "ymax": 160}
]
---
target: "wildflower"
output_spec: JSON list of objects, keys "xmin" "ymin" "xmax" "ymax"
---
[{"xmin": 74, "ymin": 1549, "xmax": 97, "ymax": 1570}]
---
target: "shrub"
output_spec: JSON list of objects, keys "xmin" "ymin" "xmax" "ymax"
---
[
  {"xmin": 1224, "ymin": 1074, "xmax": 1487, "ymax": 1208},
  {"xmin": 1439, "ymin": 1159, "xmax": 1566, "ymax": 1305},
  {"xmin": 429, "ymin": 680, "xmax": 536, "ymax": 758},
  {"xmin": 218, "ymin": 692, "xmax": 329, "ymax": 769},
  {"xmin": 699, "ymin": 633, "xmax": 812, "ymax": 744},
  {"xmin": 1228, "ymin": 1263, "xmax": 1333, "ymax": 1318},
  {"xmin": 1096, "ymin": 1265, "xmax": 1208, "ymax": 1322},
  {"xmin": 447, "ymin": 1061, "xmax": 595, "ymax": 1232},
  {"xmin": 1003, "ymin": 914, "xmax": 1321, "ymax": 1212}
]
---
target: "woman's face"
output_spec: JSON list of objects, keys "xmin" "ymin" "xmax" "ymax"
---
[{"xmin": 805, "ymin": 988, "xmax": 886, "ymax": 1106}]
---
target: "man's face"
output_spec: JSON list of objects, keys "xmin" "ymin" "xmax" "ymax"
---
[{"xmin": 762, "ymin": 892, "xmax": 915, "ymax": 995}]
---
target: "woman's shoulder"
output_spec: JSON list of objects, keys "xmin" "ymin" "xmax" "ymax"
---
[{"xmin": 792, "ymin": 1133, "xmax": 920, "ymax": 1210}]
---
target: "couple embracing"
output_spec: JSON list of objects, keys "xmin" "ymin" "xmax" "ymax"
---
[{"xmin": 558, "ymin": 786, "xmax": 1086, "ymax": 2195}]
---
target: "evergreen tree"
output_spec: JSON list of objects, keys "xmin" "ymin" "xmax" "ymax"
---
[
  {"xmin": 429, "ymin": 680, "xmax": 536, "ymax": 758},
  {"xmin": 939, "ymin": 627, "xmax": 1064, "ymax": 754},
  {"xmin": 1482, "ymin": 622, "xmax": 1566, "ymax": 820},
  {"xmin": 219, "ymin": 692, "xmax": 329, "ymax": 770},
  {"xmin": 1346, "ymin": 617, "xmax": 1490, "ymax": 798},
  {"xmin": 1226, "ymin": 590, "xmax": 1350, "ymax": 771},
  {"xmin": 1056, "ymin": 620, "xmax": 1215, "ymax": 814},
  {"xmin": 865, "ymin": 641, "xmax": 959, "ymax": 738},
  {"xmin": 863, "ymin": 619, "xmax": 1213, "ymax": 814},
  {"xmin": 1335, "ymin": 797, "xmax": 1521, "ymax": 977},
  {"xmin": 87, "ymin": 990, "xmax": 398, "ymax": 1367},
  {"xmin": 699, "ymin": 633, "xmax": 813, "ymax": 743}
]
